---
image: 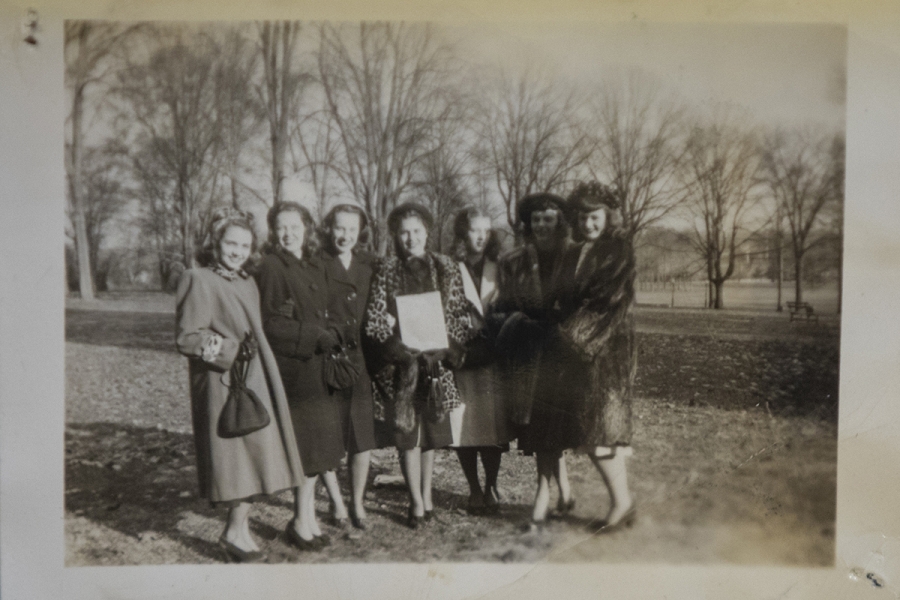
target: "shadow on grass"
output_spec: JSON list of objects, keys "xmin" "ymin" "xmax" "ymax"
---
[
  {"xmin": 66, "ymin": 422, "xmax": 535, "ymax": 564},
  {"xmin": 66, "ymin": 309, "xmax": 175, "ymax": 353}
]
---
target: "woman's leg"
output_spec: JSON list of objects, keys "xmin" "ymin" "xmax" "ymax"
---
[
  {"xmin": 555, "ymin": 454, "xmax": 573, "ymax": 507},
  {"xmin": 421, "ymin": 449, "xmax": 436, "ymax": 512},
  {"xmin": 589, "ymin": 453, "xmax": 633, "ymax": 524},
  {"xmin": 321, "ymin": 469, "xmax": 349, "ymax": 520},
  {"xmin": 455, "ymin": 447, "xmax": 484, "ymax": 508},
  {"xmin": 481, "ymin": 447, "xmax": 503, "ymax": 508},
  {"xmin": 290, "ymin": 480, "xmax": 317, "ymax": 541},
  {"xmin": 399, "ymin": 448, "xmax": 424, "ymax": 517},
  {"xmin": 350, "ymin": 450, "xmax": 371, "ymax": 520},
  {"xmin": 223, "ymin": 501, "xmax": 258, "ymax": 551},
  {"xmin": 532, "ymin": 452, "xmax": 559, "ymax": 522},
  {"xmin": 305, "ymin": 476, "xmax": 323, "ymax": 536}
]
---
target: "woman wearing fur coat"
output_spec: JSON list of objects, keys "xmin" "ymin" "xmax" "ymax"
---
[{"xmin": 555, "ymin": 181, "xmax": 638, "ymax": 532}]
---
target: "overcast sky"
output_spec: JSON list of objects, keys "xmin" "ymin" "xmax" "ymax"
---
[{"xmin": 442, "ymin": 21, "xmax": 846, "ymax": 133}]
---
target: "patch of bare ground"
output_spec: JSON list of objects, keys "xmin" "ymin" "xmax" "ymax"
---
[{"xmin": 65, "ymin": 301, "xmax": 837, "ymax": 565}]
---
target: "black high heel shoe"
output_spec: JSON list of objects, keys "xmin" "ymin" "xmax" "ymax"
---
[
  {"xmin": 556, "ymin": 498, "xmax": 576, "ymax": 515},
  {"xmin": 220, "ymin": 537, "xmax": 266, "ymax": 563},
  {"xmin": 284, "ymin": 524, "xmax": 322, "ymax": 552},
  {"xmin": 349, "ymin": 511, "xmax": 368, "ymax": 531},
  {"xmin": 407, "ymin": 507, "xmax": 425, "ymax": 529}
]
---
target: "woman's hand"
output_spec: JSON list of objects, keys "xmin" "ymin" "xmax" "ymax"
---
[{"xmin": 200, "ymin": 333, "xmax": 224, "ymax": 363}]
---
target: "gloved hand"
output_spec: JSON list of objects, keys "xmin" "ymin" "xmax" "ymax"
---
[
  {"xmin": 237, "ymin": 331, "xmax": 258, "ymax": 362},
  {"xmin": 316, "ymin": 328, "xmax": 342, "ymax": 353}
]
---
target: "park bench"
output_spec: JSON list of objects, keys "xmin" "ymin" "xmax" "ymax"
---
[{"xmin": 786, "ymin": 301, "xmax": 818, "ymax": 323}]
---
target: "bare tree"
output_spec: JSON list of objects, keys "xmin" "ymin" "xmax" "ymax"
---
[
  {"xmin": 316, "ymin": 22, "xmax": 457, "ymax": 250},
  {"xmin": 681, "ymin": 113, "xmax": 761, "ymax": 309},
  {"xmin": 118, "ymin": 28, "xmax": 224, "ymax": 276},
  {"xmin": 587, "ymin": 70, "xmax": 687, "ymax": 243},
  {"xmin": 761, "ymin": 129, "xmax": 844, "ymax": 304},
  {"xmin": 213, "ymin": 25, "xmax": 263, "ymax": 209},
  {"xmin": 257, "ymin": 21, "xmax": 306, "ymax": 206},
  {"xmin": 64, "ymin": 141, "xmax": 129, "ymax": 291},
  {"xmin": 473, "ymin": 68, "xmax": 592, "ymax": 232},
  {"xmin": 65, "ymin": 21, "xmax": 142, "ymax": 299},
  {"xmin": 293, "ymin": 105, "xmax": 340, "ymax": 218}
]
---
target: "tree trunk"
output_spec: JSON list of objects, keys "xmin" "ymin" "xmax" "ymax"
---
[
  {"xmin": 794, "ymin": 251, "xmax": 804, "ymax": 304},
  {"xmin": 231, "ymin": 177, "xmax": 240, "ymax": 209},
  {"xmin": 713, "ymin": 279, "xmax": 724, "ymax": 309},
  {"xmin": 70, "ymin": 84, "xmax": 96, "ymax": 300}
]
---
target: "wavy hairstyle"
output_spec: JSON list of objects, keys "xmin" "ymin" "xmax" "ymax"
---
[
  {"xmin": 320, "ymin": 203, "xmax": 371, "ymax": 253},
  {"xmin": 195, "ymin": 207, "xmax": 258, "ymax": 268},
  {"xmin": 265, "ymin": 201, "xmax": 320, "ymax": 258},
  {"xmin": 566, "ymin": 181, "xmax": 626, "ymax": 242},
  {"xmin": 450, "ymin": 207, "xmax": 501, "ymax": 262},
  {"xmin": 387, "ymin": 202, "xmax": 434, "ymax": 257}
]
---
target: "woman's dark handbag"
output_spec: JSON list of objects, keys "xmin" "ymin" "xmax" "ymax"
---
[
  {"xmin": 323, "ymin": 348, "xmax": 361, "ymax": 392},
  {"xmin": 218, "ymin": 333, "xmax": 270, "ymax": 438},
  {"xmin": 421, "ymin": 353, "xmax": 447, "ymax": 424}
]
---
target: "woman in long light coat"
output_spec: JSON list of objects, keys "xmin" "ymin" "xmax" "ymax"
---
[{"xmin": 176, "ymin": 208, "xmax": 304, "ymax": 562}]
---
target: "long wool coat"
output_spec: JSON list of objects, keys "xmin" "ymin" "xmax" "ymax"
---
[
  {"xmin": 555, "ymin": 232, "xmax": 637, "ymax": 449},
  {"xmin": 175, "ymin": 267, "xmax": 304, "ymax": 504},
  {"xmin": 450, "ymin": 258, "xmax": 512, "ymax": 448},
  {"xmin": 492, "ymin": 241, "xmax": 578, "ymax": 431},
  {"xmin": 256, "ymin": 248, "xmax": 345, "ymax": 476},
  {"xmin": 363, "ymin": 252, "xmax": 472, "ymax": 450},
  {"xmin": 317, "ymin": 248, "xmax": 378, "ymax": 454}
]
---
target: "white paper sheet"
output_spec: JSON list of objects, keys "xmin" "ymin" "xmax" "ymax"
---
[{"xmin": 395, "ymin": 291, "xmax": 449, "ymax": 351}]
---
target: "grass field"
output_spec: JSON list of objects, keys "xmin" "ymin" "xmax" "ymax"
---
[{"xmin": 65, "ymin": 295, "xmax": 839, "ymax": 566}]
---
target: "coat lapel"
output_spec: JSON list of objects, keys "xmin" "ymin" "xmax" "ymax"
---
[
  {"xmin": 459, "ymin": 261, "xmax": 483, "ymax": 316},
  {"xmin": 480, "ymin": 259, "xmax": 498, "ymax": 308}
]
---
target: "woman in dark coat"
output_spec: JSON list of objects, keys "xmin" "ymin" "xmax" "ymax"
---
[
  {"xmin": 256, "ymin": 202, "xmax": 343, "ymax": 550},
  {"xmin": 556, "ymin": 181, "xmax": 637, "ymax": 531},
  {"xmin": 448, "ymin": 207, "xmax": 512, "ymax": 514},
  {"xmin": 493, "ymin": 193, "xmax": 579, "ymax": 529},
  {"xmin": 175, "ymin": 208, "xmax": 304, "ymax": 562},
  {"xmin": 315, "ymin": 203, "xmax": 379, "ymax": 530},
  {"xmin": 364, "ymin": 202, "xmax": 472, "ymax": 528}
]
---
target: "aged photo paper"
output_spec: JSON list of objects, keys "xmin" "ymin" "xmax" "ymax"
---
[{"xmin": 2, "ymin": 0, "xmax": 900, "ymax": 598}]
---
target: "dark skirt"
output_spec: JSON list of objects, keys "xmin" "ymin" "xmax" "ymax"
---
[
  {"xmin": 517, "ymin": 335, "xmax": 585, "ymax": 455},
  {"xmin": 286, "ymin": 395, "xmax": 346, "ymax": 476},
  {"xmin": 394, "ymin": 411, "xmax": 453, "ymax": 451},
  {"xmin": 336, "ymin": 386, "xmax": 378, "ymax": 455}
]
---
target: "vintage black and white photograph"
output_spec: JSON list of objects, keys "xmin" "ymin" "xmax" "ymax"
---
[{"xmin": 64, "ymin": 20, "xmax": 844, "ymax": 566}]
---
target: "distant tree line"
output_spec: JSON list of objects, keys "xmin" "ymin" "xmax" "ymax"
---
[{"xmin": 65, "ymin": 21, "xmax": 844, "ymax": 309}]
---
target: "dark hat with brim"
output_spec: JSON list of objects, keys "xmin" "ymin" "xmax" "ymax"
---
[
  {"xmin": 517, "ymin": 192, "xmax": 569, "ymax": 225},
  {"xmin": 388, "ymin": 202, "xmax": 434, "ymax": 234},
  {"xmin": 567, "ymin": 182, "xmax": 620, "ymax": 215}
]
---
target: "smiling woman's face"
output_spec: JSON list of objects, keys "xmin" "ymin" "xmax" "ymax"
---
[
  {"xmin": 330, "ymin": 211, "xmax": 361, "ymax": 255},
  {"xmin": 398, "ymin": 215, "xmax": 428, "ymax": 258},
  {"xmin": 579, "ymin": 208, "xmax": 607, "ymax": 241},
  {"xmin": 218, "ymin": 225, "xmax": 253, "ymax": 271},
  {"xmin": 530, "ymin": 209, "xmax": 559, "ymax": 248},
  {"xmin": 275, "ymin": 210, "xmax": 306, "ymax": 258}
]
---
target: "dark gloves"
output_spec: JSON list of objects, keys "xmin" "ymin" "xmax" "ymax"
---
[
  {"xmin": 421, "ymin": 340, "xmax": 465, "ymax": 370},
  {"xmin": 237, "ymin": 331, "xmax": 258, "ymax": 363},
  {"xmin": 316, "ymin": 328, "xmax": 342, "ymax": 354}
]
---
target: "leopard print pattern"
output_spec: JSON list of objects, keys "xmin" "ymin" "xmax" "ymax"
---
[{"xmin": 364, "ymin": 253, "xmax": 473, "ymax": 414}]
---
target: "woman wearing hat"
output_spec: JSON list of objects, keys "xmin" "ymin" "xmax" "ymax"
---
[
  {"xmin": 363, "ymin": 202, "xmax": 472, "ymax": 528},
  {"xmin": 556, "ymin": 182, "xmax": 637, "ymax": 531},
  {"xmin": 493, "ymin": 193, "xmax": 579, "ymax": 529},
  {"xmin": 175, "ymin": 208, "xmax": 304, "ymax": 562},
  {"xmin": 448, "ymin": 207, "xmax": 513, "ymax": 515},
  {"xmin": 315, "ymin": 203, "xmax": 379, "ymax": 530}
]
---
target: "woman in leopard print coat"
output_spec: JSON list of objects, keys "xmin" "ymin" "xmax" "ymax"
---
[{"xmin": 363, "ymin": 202, "xmax": 473, "ymax": 528}]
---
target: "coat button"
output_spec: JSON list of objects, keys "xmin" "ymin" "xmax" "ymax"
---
[
  {"xmin": 346, "ymin": 317, "xmax": 355, "ymax": 325},
  {"xmin": 347, "ymin": 291, "xmax": 357, "ymax": 301}
]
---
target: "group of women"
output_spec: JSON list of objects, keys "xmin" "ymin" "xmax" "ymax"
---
[{"xmin": 175, "ymin": 181, "xmax": 638, "ymax": 563}]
